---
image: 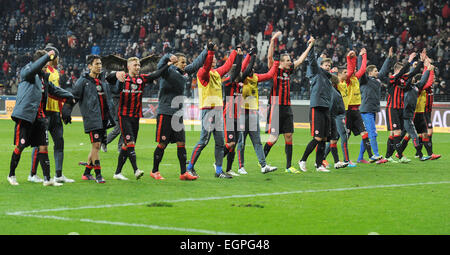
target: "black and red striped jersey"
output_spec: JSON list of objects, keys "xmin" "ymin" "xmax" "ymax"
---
[
  {"xmin": 118, "ymin": 74, "xmax": 155, "ymax": 118},
  {"xmin": 269, "ymin": 66, "xmax": 294, "ymax": 106},
  {"xmin": 425, "ymin": 87, "xmax": 433, "ymax": 113},
  {"xmin": 222, "ymin": 76, "xmax": 241, "ymax": 119},
  {"xmin": 386, "ymin": 73, "xmax": 409, "ymax": 109},
  {"xmin": 94, "ymin": 78, "xmax": 108, "ymax": 120}
]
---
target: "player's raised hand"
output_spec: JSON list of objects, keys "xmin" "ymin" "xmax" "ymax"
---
[
  {"xmin": 207, "ymin": 41, "xmax": 216, "ymax": 51},
  {"xmin": 308, "ymin": 36, "xmax": 315, "ymax": 46},
  {"xmin": 169, "ymin": 54, "xmax": 178, "ymax": 63},
  {"xmin": 408, "ymin": 52, "xmax": 417, "ymax": 63},
  {"xmin": 347, "ymin": 50, "xmax": 356, "ymax": 58},
  {"xmin": 359, "ymin": 48, "xmax": 367, "ymax": 56},
  {"xmin": 388, "ymin": 47, "xmax": 394, "ymax": 58},
  {"xmin": 116, "ymin": 71, "xmax": 126, "ymax": 82},
  {"xmin": 420, "ymin": 48, "xmax": 427, "ymax": 62},
  {"xmin": 271, "ymin": 31, "xmax": 282, "ymax": 41}
]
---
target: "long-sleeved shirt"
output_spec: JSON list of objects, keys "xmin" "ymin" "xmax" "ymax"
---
[
  {"xmin": 346, "ymin": 54, "xmax": 367, "ymax": 108},
  {"xmin": 403, "ymin": 70, "xmax": 430, "ymax": 119},
  {"xmin": 306, "ymin": 46, "xmax": 332, "ymax": 109},
  {"xmin": 359, "ymin": 56, "xmax": 390, "ymax": 113}
]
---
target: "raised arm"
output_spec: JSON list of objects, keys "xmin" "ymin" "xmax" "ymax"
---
[
  {"xmin": 230, "ymin": 48, "xmax": 243, "ymax": 82},
  {"xmin": 346, "ymin": 51, "xmax": 357, "ymax": 83},
  {"xmin": 416, "ymin": 70, "xmax": 430, "ymax": 90},
  {"xmin": 306, "ymin": 45, "xmax": 319, "ymax": 79},
  {"xmin": 185, "ymin": 48, "xmax": 208, "ymax": 74},
  {"xmin": 20, "ymin": 52, "xmax": 52, "ymax": 82},
  {"xmin": 268, "ymin": 31, "xmax": 282, "ymax": 69},
  {"xmin": 214, "ymin": 49, "xmax": 237, "ymax": 77},
  {"xmin": 256, "ymin": 61, "xmax": 279, "ymax": 82},
  {"xmin": 378, "ymin": 47, "xmax": 394, "ymax": 82},
  {"xmin": 294, "ymin": 37, "xmax": 315, "ymax": 69},
  {"xmin": 197, "ymin": 43, "xmax": 216, "ymax": 86},
  {"xmin": 355, "ymin": 48, "xmax": 367, "ymax": 79}
]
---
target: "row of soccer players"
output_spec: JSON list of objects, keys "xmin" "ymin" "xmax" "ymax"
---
[{"xmin": 7, "ymin": 33, "xmax": 440, "ymax": 186}]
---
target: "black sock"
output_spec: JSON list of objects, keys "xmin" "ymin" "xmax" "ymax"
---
[
  {"xmin": 385, "ymin": 136, "xmax": 394, "ymax": 158},
  {"xmin": 301, "ymin": 139, "xmax": 319, "ymax": 162},
  {"xmin": 285, "ymin": 143, "xmax": 292, "ymax": 169},
  {"xmin": 127, "ymin": 145, "xmax": 138, "ymax": 172},
  {"xmin": 264, "ymin": 142, "xmax": 274, "ymax": 157},
  {"xmin": 412, "ymin": 138, "xmax": 423, "ymax": 158},
  {"xmin": 55, "ymin": 170, "xmax": 62, "ymax": 178},
  {"xmin": 429, "ymin": 135, "xmax": 433, "ymax": 153},
  {"xmin": 226, "ymin": 149, "xmax": 235, "ymax": 172},
  {"xmin": 416, "ymin": 136, "xmax": 423, "ymax": 156},
  {"xmin": 94, "ymin": 160, "xmax": 101, "ymax": 177},
  {"xmin": 362, "ymin": 136, "xmax": 373, "ymax": 158},
  {"xmin": 316, "ymin": 141, "xmax": 326, "ymax": 167},
  {"xmin": 30, "ymin": 148, "xmax": 39, "ymax": 176},
  {"xmin": 330, "ymin": 144, "xmax": 339, "ymax": 163},
  {"xmin": 9, "ymin": 148, "xmax": 22, "ymax": 177},
  {"xmin": 400, "ymin": 137, "xmax": 410, "ymax": 154},
  {"xmin": 394, "ymin": 135, "xmax": 402, "ymax": 157},
  {"xmin": 177, "ymin": 145, "xmax": 187, "ymax": 174},
  {"xmin": 84, "ymin": 163, "xmax": 93, "ymax": 176},
  {"xmin": 153, "ymin": 145, "xmax": 165, "ymax": 173},
  {"xmin": 37, "ymin": 152, "xmax": 51, "ymax": 181},
  {"xmin": 115, "ymin": 146, "xmax": 128, "ymax": 174},
  {"xmin": 423, "ymin": 137, "xmax": 433, "ymax": 156}
]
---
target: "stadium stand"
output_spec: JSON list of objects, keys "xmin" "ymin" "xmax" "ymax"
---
[{"xmin": 0, "ymin": 0, "xmax": 449, "ymax": 100}]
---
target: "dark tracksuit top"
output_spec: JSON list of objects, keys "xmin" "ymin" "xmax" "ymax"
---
[
  {"xmin": 157, "ymin": 49, "xmax": 208, "ymax": 116},
  {"xmin": 330, "ymin": 86, "xmax": 345, "ymax": 117},
  {"xmin": 12, "ymin": 54, "xmax": 73, "ymax": 124},
  {"xmin": 306, "ymin": 46, "xmax": 332, "ymax": 109},
  {"xmin": 403, "ymin": 70, "xmax": 430, "ymax": 119},
  {"xmin": 359, "ymin": 57, "xmax": 391, "ymax": 113}
]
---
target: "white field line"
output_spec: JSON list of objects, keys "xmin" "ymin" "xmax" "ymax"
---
[{"xmin": 5, "ymin": 181, "xmax": 450, "ymax": 234}]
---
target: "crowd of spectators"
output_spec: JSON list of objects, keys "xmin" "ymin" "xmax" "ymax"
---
[{"xmin": 0, "ymin": 0, "xmax": 449, "ymax": 101}]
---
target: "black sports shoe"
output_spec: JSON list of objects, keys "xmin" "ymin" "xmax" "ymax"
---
[
  {"xmin": 95, "ymin": 175, "xmax": 106, "ymax": 183},
  {"xmin": 191, "ymin": 169, "xmax": 199, "ymax": 177},
  {"xmin": 214, "ymin": 171, "xmax": 232, "ymax": 179}
]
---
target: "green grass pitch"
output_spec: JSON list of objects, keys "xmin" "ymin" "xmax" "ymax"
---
[{"xmin": 0, "ymin": 119, "xmax": 449, "ymax": 235}]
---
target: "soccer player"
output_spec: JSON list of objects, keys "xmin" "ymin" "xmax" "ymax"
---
[
  {"xmin": 298, "ymin": 37, "xmax": 333, "ymax": 173},
  {"xmin": 8, "ymin": 49, "xmax": 74, "ymax": 186},
  {"xmin": 106, "ymin": 57, "xmax": 172, "ymax": 180},
  {"xmin": 357, "ymin": 47, "xmax": 393, "ymax": 164},
  {"xmin": 221, "ymin": 46, "xmax": 245, "ymax": 176},
  {"xmin": 28, "ymin": 45, "xmax": 75, "ymax": 183},
  {"xmin": 324, "ymin": 75, "xmax": 349, "ymax": 169},
  {"xmin": 264, "ymin": 31, "xmax": 315, "ymax": 173},
  {"xmin": 151, "ymin": 46, "xmax": 208, "ymax": 180},
  {"xmin": 187, "ymin": 42, "xmax": 237, "ymax": 179},
  {"xmin": 235, "ymin": 48, "xmax": 279, "ymax": 175},
  {"xmin": 396, "ymin": 60, "xmax": 433, "ymax": 159},
  {"xmin": 344, "ymin": 49, "xmax": 380, "ymax": 164},
  {"xmin": 64, "ymin": 55, "xmax": 118, "ymax": 183},
  {"xmin": 416, "ymin": 57, "xmax": 441, "ymax": 160},
  {"xmin": 384, "ymin": 52, "xmax": 419, "ymax": 163}
]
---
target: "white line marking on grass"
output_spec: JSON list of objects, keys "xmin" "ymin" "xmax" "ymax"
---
[{"xmin": 6, "ymin": 181, "xmax": 450, "ymax": 234}]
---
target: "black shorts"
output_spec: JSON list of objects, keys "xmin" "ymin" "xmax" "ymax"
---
[
  {"xmin": 425, "ymin": 111, "xmax": 433, "ymax": 129},
  {"xmin": 224, "ymin": 118, "xmax": 238, "ymax": 143},
  {"xmin": 346, "ymin": 109, "xmax": 366, "ymax": 136},
  {"xmin": 119, "ymin": 115, "xmax": 140, "ymax": 144},
  {"xmin": 413, "ymin": 112, "xmax": 427, "ymax": 134},
  {"xmin": 266, "ymin": 104, "xmax": 294, "ymax": 135},
  {"xmin": 385, "ymin": 108, "xmax": 403, "ymax": 131},
  {"xmin": 88, "ymin": 129, "xmax": 106, "ymax": 143},
  {"xmin": 155, "ymin": 114, "xmax": 185, "ymax": 144},
  {"xmin": 13, "ymin": 118, "xmax": 48, "ymax": 148},
  {"xmin": 328, "ymin": 115, "xmax": 339, "ymax": 140},
  {"xmin": 309, "ymin": 107, "xmax": 330, "ymax": 138}
]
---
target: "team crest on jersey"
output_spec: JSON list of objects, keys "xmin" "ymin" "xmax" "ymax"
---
[
  {"xmin": 126, "ymin": 135, "xmax": 131, "ymax": 140},
  {"xmin": 315, "ymin": 130, "xmax": 319, "ymax": 134},
  {"xmin": 94, "ymin": 134, "xmax": 99, "ymax": 139},
  {"xmin": 271, "ymin": 128, "xmax": 276, "ymax": 133},
  {"xmin": 229, "ymin": 134, "xmax": 233, "ymax": 139},
  {"xmin": 283, "ymin": 73, "xmax": 288, "ymax": 77},
  {"xmin": 162, "ymin": 136, "xmax": 166, "ymax": 140},
  {"xmin": 131, "ymin": 84, "xmax": 138, "ymax": 90},
  {"xmin": 21, "ymin": 138, "xmax": 25, "ymax": 144},
  {"xmin": 136, "ymin": 78, "xmax": 143, "ymax": 84},
  {"xmin": 96, "ymin": 85, "xmax": 102, "ymax": 92},
  {"xmin": 393, "ymin": 124, "xmax": 397, "ymax": 128}
]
